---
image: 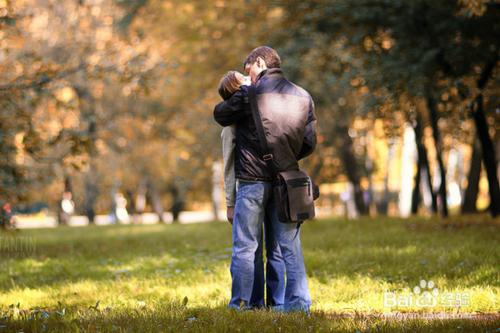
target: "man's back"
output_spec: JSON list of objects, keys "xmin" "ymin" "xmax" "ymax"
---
[{"xmin": 254, "ymin": 68, "xmax": 317, "ymax": 171}]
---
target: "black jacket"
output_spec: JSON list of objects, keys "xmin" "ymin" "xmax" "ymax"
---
[{"xmin": 214, "ymin": 68, "xmax": 317, "ymax": 181}]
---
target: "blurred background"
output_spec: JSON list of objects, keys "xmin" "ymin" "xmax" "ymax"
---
[{"xmin": 0, "ymin": 0, "xmax": 498, "ymax": 228}]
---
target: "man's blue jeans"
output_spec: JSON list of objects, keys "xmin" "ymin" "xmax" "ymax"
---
[
  {"xmin": 229, "ymin": 180, "xmax": 311, "ymax": 312},
  {"xmin": 249, "ymin": 217, "xmax": 284, "ymax": 308}
]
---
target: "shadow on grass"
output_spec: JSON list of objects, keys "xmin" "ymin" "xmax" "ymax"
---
[
  {"xmin": 0, "ymin": 223, "xmax": 233, "ymax": 291},
  {"xmin": 1, "ymin": 302, "xmax": 500, "ymax": 333}
]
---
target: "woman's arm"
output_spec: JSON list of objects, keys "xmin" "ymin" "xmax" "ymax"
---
[
  {"xmin": 221, "ymin": 126, "xmax": 236, "ymax": 208},
  {"xmin": 213, "ymin": 87, "xmax": 250, "ymax": 126}
]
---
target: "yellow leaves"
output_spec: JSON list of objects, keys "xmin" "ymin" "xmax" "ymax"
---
[
  {"xmin": 92, "ymin": 82, "xmax": 104, "ymax": 99},
  {"xmin": 30, "ymin": 11, "xmax": 49, "ymax": 31},
  {"xmin": 122, "ymin": 85, "xmax": 132, "ymax": 96},
  {"xmin": 359, "ymin": 86, "xmax": 369, "ymax": 94},
  {"xmin": 96, "ymin": 27, "xmax": 113, "ymax": 42},
  {"xmin": 350, "ymin": 77, "xmax": 368, "ymax": 94},
  {"xmin": 88, "ymin": 54, "xmax": 101, "ymax": 66},
  {"xmin": 96, "ymin": 139, "xmax": 108, "ymax": 154},
  {"xmin": 211, "ymin": 30, "xmax": 222, "ymax": 39},
  {"xmin": 54, "ymin": 87, "xmax": 76, "ymax": 103},
  {"xmin": 162, "ymin": 1, "xmax": 173, "ymax": 10},
  {"xmin": 14, "ymin": 132, "xmax": 24, "ymax": 147},
  {"xmin": 79, "ymin": 17, "xmax": 91, "ymax": 30},
  {"xmin": 206, "ymin": 9, "xmax": 217, "ymax": 21},
  {"xmin": 381, "ymin": 39, "xmax": 392, "ymax": 50},
  {"xmin": 364, "ymin": 30, "xmax": 394, "ymax": 52},
  {"xmin": 373, "ymin": 119, "xmax": 385, "ymax": 138},
  {"xmin": 2, "ymin": 33, "xmax": 24, "ymax": 50},
  {"xmin": 174, "ymin": 128, "xmax": 196, "ymax": 145},
  {"xmin": 363, "ymin": 37, "xmax": 374, "ymax": 51},
  {"xmin": 62, "ymin": 111, "xmax": 79, "ymax": 129},
  {"xmin": 318, "ymin": 182, "xmax": 348, "ymax": 195},
  {"xmin": 91, "ymin": 6, "xmax": 101, "ymax": 17},
  {"xmin": 117, "ymin": 137, "xmax": 128, "ymax": 148},
  {"xmin": 180, "ymin": 3, "xmax": 194, "ymax": 15},
  {"xmin": 14, "ymin": 62, "xmax": 23, "ymax": 75},
  {"xmin": 47, "ymin": 118, "xmax": 64, "ymax": 139},
  {"xmin": 14, "ymin": 132, "xmax": 25, "ymax": 164},
  {"xmin": 458, "ymin": 0, "xmax": 488, "ymax": 16},
  {"xmin": 267, "ymin": 7, "xmax": 283, "ymax": 20},
  {"xmin": 352, "ymin": 117, "xmax": 365, "ymax": 131},
  {"xmin": 63, "ymin": 154, "xmax": 89, "ymax": 171},
  {"xmin": 350, "ymin": 78, "xmax": 361, "ymax": 87},
  {"xmin": 103, "ymin": 15, "xmax": 113, "ymax": 26},
  {"xmin": 179, "ymin": 151, "xmax": 190, "ymax": 161}
]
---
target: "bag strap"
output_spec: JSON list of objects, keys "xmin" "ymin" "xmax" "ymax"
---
[{"xmin": 248, "ymin": 85, "xmax": 279, "ymax": 179}]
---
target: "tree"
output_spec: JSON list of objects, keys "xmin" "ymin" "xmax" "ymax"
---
[
  {"xmin": 270, "ymin": 0, "xmax": 499, "ymax": 217},
  {"xmin": 0, "ymin": 0, "xmax": 166, "ymax": 212}
]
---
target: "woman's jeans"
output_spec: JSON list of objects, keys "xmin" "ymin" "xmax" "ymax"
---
[{"xmin": 229, "ymin": 180, "xmax": 311, "ymax": 312}]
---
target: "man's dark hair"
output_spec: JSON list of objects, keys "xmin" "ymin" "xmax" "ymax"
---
[{"xmin": 243, "ymin": 46, "xmax": 281, "ymax": 69}]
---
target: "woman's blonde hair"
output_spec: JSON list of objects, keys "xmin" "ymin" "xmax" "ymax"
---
[{"xmin": 218, "ymin": 71, "xmax": 242, "ymax": 100}]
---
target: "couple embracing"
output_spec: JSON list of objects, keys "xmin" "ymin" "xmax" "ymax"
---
[{"xmin": 214, "ymin": 46, "xmax": 317, "ymax": 313}]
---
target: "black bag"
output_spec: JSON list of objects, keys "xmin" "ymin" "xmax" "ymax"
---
[{"xmin": 248, "ymin": 86, "xmax": 319, "ymax": 223}]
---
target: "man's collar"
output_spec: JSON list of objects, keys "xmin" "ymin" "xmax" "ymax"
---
[
  {"xmin": 256, "ymin": 68, "xmax": 283, "ymax": 83},
  {"xmin": 256, "ymin": 69, "xmax": 267, "ymax": 82}
]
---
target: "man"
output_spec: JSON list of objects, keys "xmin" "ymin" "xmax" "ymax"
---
[
  {"xmin": 218, "ymin": 71, "xmax": 284, "ymax": 308},
  {"xmin": 214, "ymin": 46, "xmax": 317, "ymax": 312}
]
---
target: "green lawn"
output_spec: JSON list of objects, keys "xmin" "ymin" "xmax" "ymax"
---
[{"xmin": 1, "ymin": 216, "xmax": 499, "ymax": 332}]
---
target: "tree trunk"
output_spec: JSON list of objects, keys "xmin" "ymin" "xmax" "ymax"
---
[
  {"xmin": 365, "ymin": 145, "xmax": 374, "ymax": 214},
  {"xmin": 411, "ymin": 113, "xmax": 437, "ymax": 214},
  {"xmin": 76, "ymin": 86, "xmax": 98, "ymax": 225},
  {"xmin": 377, "ymin": 141, "xmax": 394, "ymax": 215},
  {"xmin": 338, "ymin": 126, "xmax": 368, "ymax": 216},
  {"xmin": 310, "ymin": 157, "xmax": 324, "ymax": 181},
  {"xmin": 148, "ymin": 180, "xmax": 164, "ymax": 223},
  {"xmin": 426, "ymin": 91, "xmax": 448, "ymax": 217},
  {"xmin": 472, "ymin": 95, "xmax": 500, "ymax": 216},
  {"xmin": 84, "ymin": 162, "xmax": 98, "ymax": 224},
  {"xmin": 411, "ymin": 159, "xmax": 422, "ymax": 214},
  {"xmin": 135, "ymin": 179, "xmax": 147, "ymax": 224},
  {"xmin": 461, "ymin": 137, "xmax": 482, "ymax": 213},
  {"xmin": 169, "ymin": 182, "xmax": 185, "ymax": 223},
  {"xmin": 469, "ymin": 58, "xmax": 500, "ymax": 217},
  {"xmin": 125, "ymin": 189, "xmax": 136, "ymax": 223},
  {"xmin": 83, "ymin": 119, "xmax": 98, "ymax": 224}
]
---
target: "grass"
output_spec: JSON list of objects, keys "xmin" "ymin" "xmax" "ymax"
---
[{"xmin": 0, "ymin": 216, "xmax": 499, "ymax": 332}]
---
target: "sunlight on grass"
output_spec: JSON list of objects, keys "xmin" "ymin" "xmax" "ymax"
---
[{"xmin": 0, "ymin": 217, "xmax": 499, "ymax": 332}]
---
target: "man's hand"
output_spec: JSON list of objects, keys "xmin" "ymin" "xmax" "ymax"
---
[{"xmin": 226, "ymin": 207, "xmax": 234, "ymax": 224}]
